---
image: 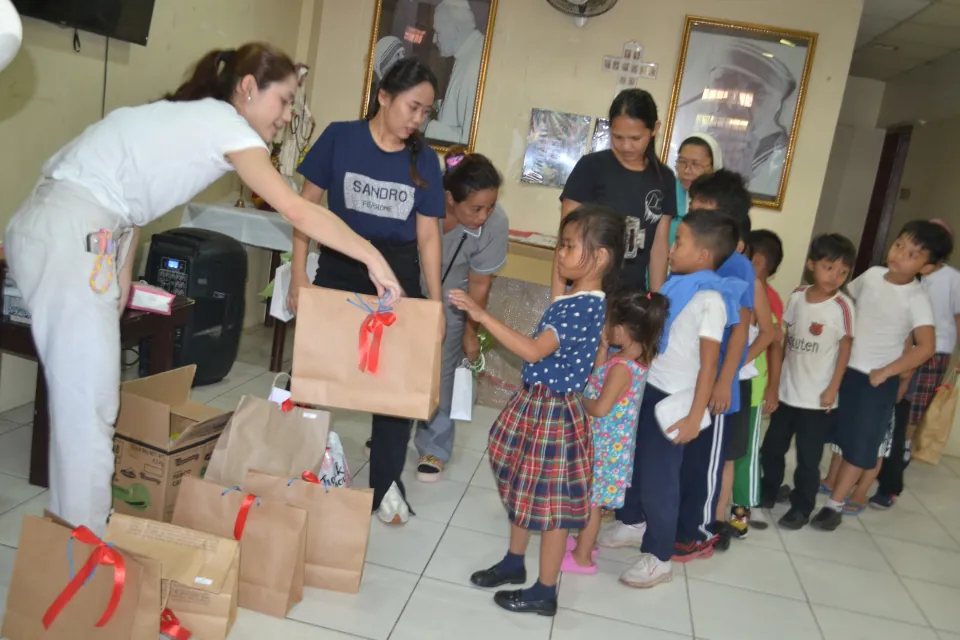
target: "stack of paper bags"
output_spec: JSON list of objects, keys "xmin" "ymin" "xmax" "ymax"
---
[
  {"xmin": 2, "ymin": 513, "xmax": 163, "ymax": 640},
  {"xmin": 105, "ymin": 513, "xmax": 240, "ymax": 640}
]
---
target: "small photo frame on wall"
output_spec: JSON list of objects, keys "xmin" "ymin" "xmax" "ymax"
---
[
  {"xmin": 360, "ymin": 0, "xmax": 500, "ymax": 152},
  {"xmin": 520, "ymin": 109, "xmax": 593, "ymax": 188},
  {"xmin": 661, "ymin": 16, "xmax": 817, "ymax": 209}
]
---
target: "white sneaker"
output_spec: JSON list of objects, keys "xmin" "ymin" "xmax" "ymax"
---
[
  {"xmin": 620, "ymin": 553, "xmax": 673, "ymax": 588},
  {"xmin": 377, "ymin": 482, "xmax": 410, "ymax": 525},
  {"xmin": 598, "ymin": 521, "xmax": 646, "ymax": 548}
]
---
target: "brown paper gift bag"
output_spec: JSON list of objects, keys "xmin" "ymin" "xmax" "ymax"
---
[
  {"xmin": 171, "ymin": 475, "xmax": 307, "ymax": 618},
  {"xmin": 291, "ymin": 287, "xmax": 443, "ymax": 420},
  {"xmin": 204, "ymin": 394, "xmax": 331, "ymax": 488},
  {"xmin": 914, "ymin": 367, "xmax": 960, "ymax": 465},
  {"xmin": 105, "ymin": 513, "xmax": 240, "ymax": 640},
  {"xmin": 244, "ymin": 470, "xmax": 373, "ymax": 593},
  {"xmin": 1, "ymin": 515, "xmax": 161, "ymax": 640}
]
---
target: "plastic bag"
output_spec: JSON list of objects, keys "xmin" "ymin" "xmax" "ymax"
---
[{"xmin": 318, "ymin": 432, "xmax": 352, "ymax": 488}]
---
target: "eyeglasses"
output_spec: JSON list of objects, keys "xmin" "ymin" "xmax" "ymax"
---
[{"xmin": 676, "ymin": 159, "xmax": 712, "ymax": 172}]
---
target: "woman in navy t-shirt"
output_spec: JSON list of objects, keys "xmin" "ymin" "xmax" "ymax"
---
[
  {"xmin": 558, "ymin": 90, "xmax": 678, "ymax": 294},
  {"xmin": 289, "ymin": 58, "xmax": 446, "ymax": 524}
]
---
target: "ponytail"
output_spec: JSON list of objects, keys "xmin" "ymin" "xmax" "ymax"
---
[
  {"xmin": 166, "ymin": 42, "xmax": 296, "ymax": 104},
  {"xmin": 367, "ymin": 58, "xmax": 438, "ymax": 188},
  {"xmin": 443, "ymin": 145, "xmax": 502, "ymax": 202}
]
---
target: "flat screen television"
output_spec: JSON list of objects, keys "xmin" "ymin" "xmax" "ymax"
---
[{"xmin": 12, "ymin": 0, "xmax": 156, "ymax": 46}]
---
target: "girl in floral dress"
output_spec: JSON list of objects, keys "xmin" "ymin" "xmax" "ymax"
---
[{"xmin": 565, "ymin": 287, "xmax": 668, "ymax": 573}]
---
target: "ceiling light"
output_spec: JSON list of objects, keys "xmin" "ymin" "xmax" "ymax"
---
[
  {"xmin": 872, "ymin": 43, "xmax": 899, "ymax": 52},
  {"xmin": 780, "ymin": 39, "xmax": 796, "ymax": 47},
  {"xmin": 762, "ymin": 52, "xmax": 775, "ymax": 58}
]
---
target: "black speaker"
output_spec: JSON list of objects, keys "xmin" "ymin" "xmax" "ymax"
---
[{"xmin": 144, "ymin": 228, "xmax": 248, "ymax": 386}]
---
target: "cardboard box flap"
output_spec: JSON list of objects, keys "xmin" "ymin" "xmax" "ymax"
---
[
  {"xmin": 121, "ymin": 366, "xmax": 196, "ymax": 407},
  {"xmin": 174, "ymin": 402, "xmax": 231, "ymax": 425},
  {"xmin": 117, "ymin": 392, "xmax": 174, "ymax": 449},
  {"xmin": 105, "ymin": 513, "xmax": 238, "ymax": 594},
  {"xmin": 171, "ymin": 409, "xmax": 231, "ymax": 449}
]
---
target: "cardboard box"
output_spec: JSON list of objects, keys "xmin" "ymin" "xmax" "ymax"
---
[
  {"xmin": 112, "ymin": 366, "xmax": 231, "ymax": 522},
  {"xmin": 105, "ymin": 513, "xmax": 240, "ymax": 640}
]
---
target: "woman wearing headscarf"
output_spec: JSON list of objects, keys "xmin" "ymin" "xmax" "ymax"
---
[{"xmin": 669, "ymin": 133, "xmax": 723, "ymax": 247}]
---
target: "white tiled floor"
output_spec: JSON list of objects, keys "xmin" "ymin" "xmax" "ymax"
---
[{"xmin": 2, "ymin": 327, "xmax": 960, "ymax": 639}]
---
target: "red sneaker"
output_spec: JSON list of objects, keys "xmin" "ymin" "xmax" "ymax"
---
[{"xmin": 671, "ymin": 539, "xmax": 715, "ymax": 563}]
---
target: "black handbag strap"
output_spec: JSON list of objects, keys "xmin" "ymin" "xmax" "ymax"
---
[{"xmin": 441, "ymin": 231, "xmax": 468, "ymax": 285}]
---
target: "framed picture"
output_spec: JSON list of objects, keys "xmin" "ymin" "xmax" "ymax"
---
[
  {"xmin": 360, "ymin": 0, "xmax": 499, "ymax": 152},
  {"xmin": 520, "ymin": 109, "xmax": 593, "ymax": 189},
  {"xmin": 660, "ymin": 16, "xmax": 817, "ymax": 209}
]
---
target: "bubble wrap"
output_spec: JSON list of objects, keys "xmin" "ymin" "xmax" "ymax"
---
[{"xmin": 476, "ymin": 277, "xmax": 551, "ymax": 409}]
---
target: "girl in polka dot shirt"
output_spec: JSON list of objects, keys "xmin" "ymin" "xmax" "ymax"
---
[{"xmin": 448, "ymin": 204, "xmax": 624, "ymax": 616}]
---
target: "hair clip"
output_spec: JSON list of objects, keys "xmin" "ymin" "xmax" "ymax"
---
[
  {"xmin": 445, "ymin": 154, "xmax": 466, "ymax": 169},
  {"xmin": 646, "ymin": 292, "xmax": 652, "ymax": 299}
]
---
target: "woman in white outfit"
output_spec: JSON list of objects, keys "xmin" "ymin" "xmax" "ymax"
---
[{"xmin": 4, "ymin": 42, "xmax": 402, "ymax": 537}]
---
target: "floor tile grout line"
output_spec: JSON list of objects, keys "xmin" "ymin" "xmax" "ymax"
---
[
  {"xmin": 765, "ymin": 506, "xmax": 828, "ymax": 640},
  {"xmin": 860, "ymin": 511, "xmax": 936, "ymax": 629},
  {"xmin": 383, "ymin": 444, "xmax": 486, "ymax": 640}
]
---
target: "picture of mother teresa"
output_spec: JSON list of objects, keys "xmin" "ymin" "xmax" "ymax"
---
[{"xmin": 669, "ymin": 36, "xmax": 809, "ymax": 203}]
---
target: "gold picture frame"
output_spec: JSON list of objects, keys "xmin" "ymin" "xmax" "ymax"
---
[
  {"xmin": 660, "ymin": 16, "xmax": 818, "ymax": 210},
  {"xmin": 359, "ymin": 0, "xmax": 499, "ymax": 154}
]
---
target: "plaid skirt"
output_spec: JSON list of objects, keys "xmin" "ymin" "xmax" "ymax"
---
[
  {"xmin": 488, "ymin": 385, "xmax": 593, "ymax": 531},
  {"xmin": 908, "ymin": 353, "xmax": 951, "ymax": 425}
]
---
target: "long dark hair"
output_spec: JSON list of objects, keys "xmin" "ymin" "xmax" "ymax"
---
[
  {"xmin": 443, "ymin": 144, "xmax": 502, "ymax": 202},
  {"xmin": 165, "ymin": 43, "xmax": 296, "ymax": 102},
  {"xmin": 559, "ymin": 204, "xmax": 626, "ymax": 294},
  {"xmin": 607, "ymin": 287, "xmax": 669, "ymax": 366},
  {"xmin": 367, "ymin": 58, "xmax": 438, "ymax": 188},
  {"xmin": 609, "ymin": 89, "xmax": 665, "ymax": 185}
]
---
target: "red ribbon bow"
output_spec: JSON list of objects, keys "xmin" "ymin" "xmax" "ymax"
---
[
  {"xmin": 161, "ymin": 608, "xmax": 192, "ymax": 639},
  {"xmin": 43, "ymin": 526, "xmax": 126, "ymax": 630},
  {"xmin": 358, "ymin": 311, "xmax": 396, "ymax": 373},
  {"xmin": 301, "ymin": 471, "xmax": 321, "ymax": 484},
  {"xmin": 280, "ymin": 398, "xmax": 295, "ymax": 412},
  {"xmin": 233, "ymin": 494, "xmax": 257, "ymax": 540}
]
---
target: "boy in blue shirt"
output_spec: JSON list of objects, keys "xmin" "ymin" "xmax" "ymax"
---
[{"xmin": 677, "ymin": 170, "xmax": 775, "ymax": 558}]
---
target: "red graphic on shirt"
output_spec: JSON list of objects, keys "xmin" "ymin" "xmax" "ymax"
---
[{"xmin": 809, "ymin": 322, "xmax": 823, "ymax": 336}]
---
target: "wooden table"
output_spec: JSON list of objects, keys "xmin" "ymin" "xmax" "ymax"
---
[{"xmin": 0, "ymin": 259, "xmax": 195, "ymax": 488}]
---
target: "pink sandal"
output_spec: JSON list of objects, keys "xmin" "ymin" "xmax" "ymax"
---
[
  {"xmin": 566, "ymin": 535, "xmax": 600, "ymax": 560},
  {"xmin": 561, "ymin": 549, "xmax": 598, "ymax": 575}
]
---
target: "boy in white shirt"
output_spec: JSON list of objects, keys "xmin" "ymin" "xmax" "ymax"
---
[
  {"xmin": 812, "ymin": 221, "xmax": 946, "ymax": 531},
  {"xmin": 614, "ymin": 209, "xmax": 745, "ymax": 588},
  {"xmin": 872, "ymin": 218, "xmax": 959, "ymax": 508},
  {"xmin": 759, "ymin": 234, "xmax": 856, "ymax": 529}
]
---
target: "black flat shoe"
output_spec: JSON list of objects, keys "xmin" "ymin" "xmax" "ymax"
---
[
  {"xmin": 493, "ymin": 589, "xmax": 557, "ymax": 616},
  {"xmin": 470, "ymin": 564, "xmax": 526, "ymax": 589},
  {"xmin": 778, "ymin": 508, "xmax": 810, "ymax": 530},
  {"xmin": 810, "ymin": 506, "xmax": 842, "ymax": 531}
]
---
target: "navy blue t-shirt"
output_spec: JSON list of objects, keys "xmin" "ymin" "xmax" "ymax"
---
[
  {"xmin": 717, "ymin": 251, "xmax": 756, "ymax": 414},
  {"xmin": 298, "ymin": 120, "xmax": 445, "ymax": 242}
]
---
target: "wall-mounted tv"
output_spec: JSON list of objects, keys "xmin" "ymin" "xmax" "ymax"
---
[{"xmin": 12, "ymin": 0, "xmax": 156, "ymax": 46}]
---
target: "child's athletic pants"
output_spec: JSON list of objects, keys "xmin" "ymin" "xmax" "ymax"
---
[{"xmin": 5, "ymin": 179, "xmax": 131, "ymax": 537}]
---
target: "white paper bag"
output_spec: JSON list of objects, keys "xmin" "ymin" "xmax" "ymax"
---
[
  {"xmin": 450, "ymin": 361, "xmax": 474, "ymax": 421},
  {"xmin": 270, "ymin": 262, "xmax": 294, "ymax": 322},
  {"xmin": 655, "ymin": 388, "xmax": 712, "ymax": 442}
]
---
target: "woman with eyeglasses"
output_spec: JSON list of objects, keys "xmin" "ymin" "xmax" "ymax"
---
[{"xmin": 670, "ymin": 134, "xmax": 723, "ymax": 248}]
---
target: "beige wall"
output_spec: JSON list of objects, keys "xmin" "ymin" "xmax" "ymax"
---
[
  {"xmin": 887, "ymin": 114, "xmax": 960, "ymax": 267},
  {"xmin": 812, "ymin": 76, "xmax": 886, "ymax": 251},
  {"xmin": 306, "ymin": 0, "xmax": 864, "ymax": 302},
  {"xmin": 0, "ymin": 0, "xmax": 305, "ymax": 411}
]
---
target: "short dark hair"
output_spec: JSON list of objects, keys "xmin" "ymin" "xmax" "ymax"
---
[
  {"xmin": 681, "ymin": 208, "xmax": 739, "ymax": 270},
  {"xmin": 688, "ymin": 169, "xmax": 752, "ymax": 239},
  {"xmin": 747, "ymin": 229, "xmax": 784, "ymax": 276},
  {"xmin": 898, "ymin": 220, "xmax": 954, "ymax": 264},
  {"xmin": 808, "ymin": 233, "xmax": 856, "ymax": 267}
]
